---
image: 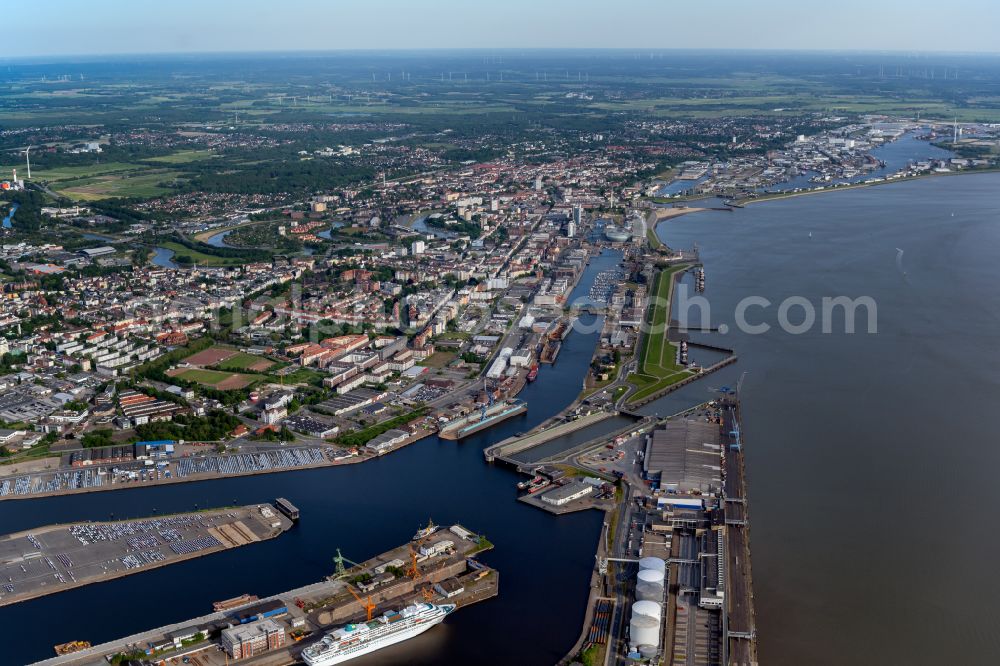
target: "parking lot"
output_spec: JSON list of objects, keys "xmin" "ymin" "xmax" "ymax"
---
[
  {"xmin": 0, "ymin": 446, "xmax": 333, "ymax": 499},
  {"xmin": 0, "ymin": 507, "xmax": 283, "ymax": 606}
]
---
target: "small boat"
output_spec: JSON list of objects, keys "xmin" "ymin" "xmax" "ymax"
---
[
  {"xmin": 213, "ymin": 594, "xmax": 259, "ymax": 612},
  {"xmin": 54, "ymin": 641, "xmax": 91, "ymax": 656},
  {"xmin": 413, "ymin": 519, "xmax": 437, "ymax": 540},
  {"xmin": 527, "ymin": 364, "xmax": 539, "ymax": 382}
]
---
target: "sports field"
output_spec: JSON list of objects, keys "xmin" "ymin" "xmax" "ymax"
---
[
  {"xmin": 183, "ymin": 346, "xmax": 239, "ymax": 366},
  {"xmin": 218, "ymin": 352, "xmax": 275, "ymax": 373},
  {"xmin": 175, "ymin": 345, "xmax": 272, "ymax": 387},
  {"xmin": 167, "ymin": 367, "xmax": 260, "ymax": 390}
]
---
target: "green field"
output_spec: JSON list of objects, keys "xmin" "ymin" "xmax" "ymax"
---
[
  {"xmin": 627, "ymin": 266, "xmax": 693, "ymax": 403},
  {"xmin": 58, "ymin": 170, "xmax": 182, "ymax": 200},
  {"xmin": 171, "ymin": 367, "xmax": 263, "ymax": 389},
  {"xmin": 267, "ymin": 367, "xmax": 326, "ymax": 387},
  {"xmin": 218, "ymin": 352, "xmax": 275, "ymax": 371},
  {"xmin": 418, "ymin": 351, "xmax": 456, "ymax": 368},
  {"xmin": 146, "ymin": 149, "xmax": 217, "ymax": 164},
  {"xmin": 157, "ymin": 241, "xmax": 249, "ymax": 266},
  {"xmin": 0, "ymin": 161, "xmax": 182, "ymax": 200},
  {"xmin": 173, "ymin": 368, "xmax": 235, "ymax": 384}
]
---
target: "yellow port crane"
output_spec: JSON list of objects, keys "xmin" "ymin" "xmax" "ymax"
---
[
  {"xmin": 406, "ymin": 546, "xmax": 421, "ymax": 580},
  {"xmin": 347, "ymin": 585, "xmax": 376, "ymax": 622}
]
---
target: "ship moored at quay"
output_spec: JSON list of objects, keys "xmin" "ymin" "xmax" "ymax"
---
[
  {"xmin": 33, "ymin": 524, "xmax": 498, "ymax": 666},
  {"xmin": 302, "ymin": 602, "xmax": 456, "ymax": 666},
  {"xmin": 437, "ymin": 399, "xmax": 527, "ymax": 440}
]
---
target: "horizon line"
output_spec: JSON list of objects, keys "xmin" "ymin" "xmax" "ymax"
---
[{"xmin": 4, "ymin": 46, "xmax": 1000, "ymax": 62}]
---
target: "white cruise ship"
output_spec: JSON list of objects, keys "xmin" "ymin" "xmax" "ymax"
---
[{"xmin": 301, "ymin": 602, "xmax": 456, "ymax": 665}]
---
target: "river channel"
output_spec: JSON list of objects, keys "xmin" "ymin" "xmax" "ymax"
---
[{"xmin": 656, "ymin": 171, "xmax": 1000, "ymax": 666}]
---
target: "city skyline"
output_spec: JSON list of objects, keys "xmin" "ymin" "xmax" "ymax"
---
[{"xmin": 7, "ymin": 0, "xmax": 1000, "ymax": 57}]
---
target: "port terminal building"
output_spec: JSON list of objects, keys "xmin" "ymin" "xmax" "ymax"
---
[{"xmin": 643, "ymin": 420, "xmax": 722, "ymax": 494}]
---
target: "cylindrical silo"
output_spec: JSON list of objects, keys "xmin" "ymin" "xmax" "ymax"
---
[
  {"xmin": 636, "ymin": 567, "xmax": 665, "ymax": 602},
  {"xmin": 629, "ymin": 600, "xmax": 661, "ymax": 651},
  {"xmin": 639, "ymin": 556, "xmax": 666, "ymax": 574}
]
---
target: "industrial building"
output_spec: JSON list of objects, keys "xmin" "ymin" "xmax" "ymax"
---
[
  {"xmin": 540, "ymin": 480, "xmax": 593, "ymax": 506},
  {"xmin": 419, "ymin": 538, "xmax": 454, "ymax": 558},
  {"xmin": 283, "ymin": 413, "xmax": 339, "ymax": 438},
  {"xmin": 699, "ymin": 528, "xmax": 726, "ymax": 610},
  {"xmin": 365, "ymin": 428, "xmax": 409, "ymax": 455},
  {"xmin": 233, "ymin": 599, "xmax": 288, "ymax": 624},
  {"xmin": 434, "ymin": 578, "xmax": 466, "ymax": 598},
  {"xmin": 78, "ymin": 246, "xmax": 116, "ymax": 259},
  {"xmin": 221, "ymin": 618, "xmax": 286, "ymax": 659},
  {"xmin": 643, "ymin": 419, "xmax": 722, "ymax": 494}
]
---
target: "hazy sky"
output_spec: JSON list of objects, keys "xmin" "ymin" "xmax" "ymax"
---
[{"xmin": 7, "ymin": 0, "xmax": 1000, "ymax": 57}]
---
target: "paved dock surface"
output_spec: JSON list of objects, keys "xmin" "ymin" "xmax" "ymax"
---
[
  {"xmin": 0, "ymin": 504, "xmax": 290, "ymax": 608},
  {"xmin": 35, "ymin": 524, "xmax": 497, "ymax": 666}
]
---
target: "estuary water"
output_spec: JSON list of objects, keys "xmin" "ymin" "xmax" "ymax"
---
[{"xmin": 657, "ymin": 172, "xmax": 1000, "ymax": 665}]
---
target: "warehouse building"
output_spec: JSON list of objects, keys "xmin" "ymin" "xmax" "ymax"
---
[
  {"xmin": 419, "ymin": 538, "xmax": 455, "ymax": 558},
  {"xmin": 78, "ymin": 246, "xmax": 116, "ymax": 258},
  {"xmin": 285, "ymin": 414, "xmax": 340, "ymax": 439},
  {"xmin": 234, "ymin": 599, "xmax": 288, "ymax": 624},
  {"xmin": 434, "ymin": 578, "xmax": 466, "ymax": 599},
  {"xmin": 365, "ymin": 428, "xmax": 409, "ymax": 455},
  {"xmin": 643, "ymin": 420, "xmax": 722, "ymax": 495},
  {"xmin": 541, "ymin": 480, "xmax": 593, "ymax": 506}
]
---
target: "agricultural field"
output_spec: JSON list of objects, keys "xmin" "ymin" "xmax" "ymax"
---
[
  {"xmin": 0, "ymin": 161, "xmax": 183, "ymax": 200},
  {"xmin": 627, "ymin": 266, "xmax": 693, "ymax": 403},
  {"xmin": 146, "ymin": 149, "xmax": 217, "ymax": 164},
  {"xmin": 57, "ymin": 169, "xmax": 183, "ymax": 200}
]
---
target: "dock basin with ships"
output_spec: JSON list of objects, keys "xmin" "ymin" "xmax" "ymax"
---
[
  {"xmin": 0, "ymin": 502, "xmax": 293, "ymax": 608},
  {"xmin": 437, "ymin": 399, "xmax": 527, "ymax": 440},
  {"xmin": 35, "ymin": 523, "xmax": 498, "ymax": 666}
]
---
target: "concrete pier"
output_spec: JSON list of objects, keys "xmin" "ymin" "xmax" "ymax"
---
[
  {"xmin": 484, "ymin": 411, "xmax": 616, "ymax": 464},
  {"xmin": 0, "ymin": 504, "xmax": 292, "ymax": 608}
]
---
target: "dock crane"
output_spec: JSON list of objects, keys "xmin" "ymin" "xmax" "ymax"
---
[
  {"xmin": 406, "ymin": 546, "xmax": 422, "ymax": 580},
  {"xmin": 347, "ymin": 585, "xmax": 376, "ymax": 622},
  {"xmin": 332, "ymin": 549, "xmax": 363, "ymax": 578},
  {"xmin": 407, "ymin": 547, "xmax": 437, "ymax": 600},
  {"xmin": 480, "ymin": 378, "xmax": 496, "ymax": 422}
]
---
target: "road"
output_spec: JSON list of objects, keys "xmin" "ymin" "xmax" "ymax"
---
[{"xmin": 604, "ymin": 483, "xmax": 635, "ymax": 665}]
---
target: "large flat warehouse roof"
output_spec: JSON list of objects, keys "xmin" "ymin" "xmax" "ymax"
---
[{"xmin": 644, "ymin": 419, "xmax": 722, "ymax": 494}]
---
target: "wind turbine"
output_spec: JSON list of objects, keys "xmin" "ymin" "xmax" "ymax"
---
[{"xmin": 23, "ymin": 146, "xmax": 31, "ymax": 179}]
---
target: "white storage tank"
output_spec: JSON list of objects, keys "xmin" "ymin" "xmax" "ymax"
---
[
  {"xmin": 629, "ymin": 600, "xmax": 661, "ymax": 651},
  {"xmin": 636, "ymin": 568, "xmax": 665, "ymax": 602},
  {"xmin": 639, "ymin": 556, "xmax": 666, "ymax": 574}
]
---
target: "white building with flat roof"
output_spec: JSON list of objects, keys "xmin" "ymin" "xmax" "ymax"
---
[{"xmin": 541, "ymin": 481, "xmax": 593, "ymax": 506}]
